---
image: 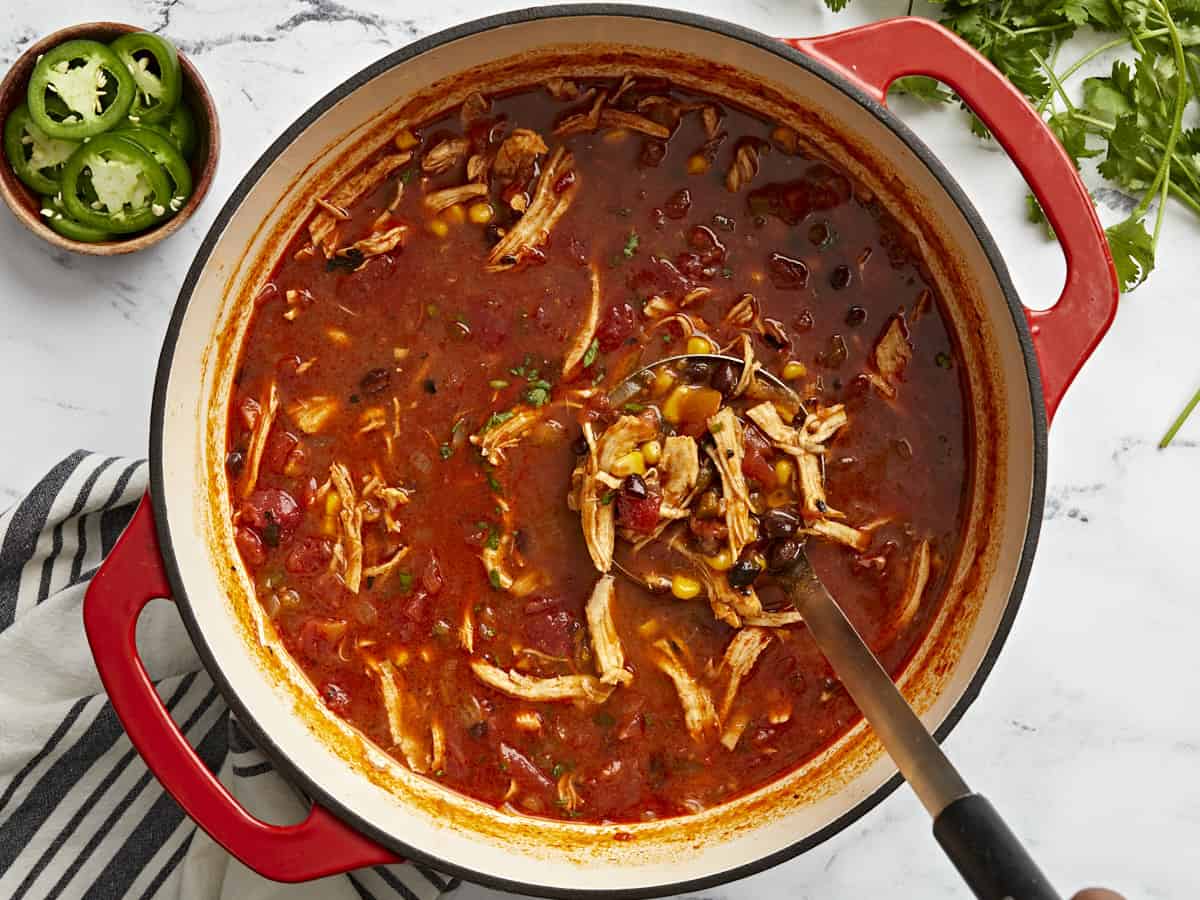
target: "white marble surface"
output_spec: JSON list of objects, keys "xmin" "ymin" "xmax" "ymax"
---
[{"xmin": 2, "ymin": 1, "xmax": 1197, "ymax": 897}]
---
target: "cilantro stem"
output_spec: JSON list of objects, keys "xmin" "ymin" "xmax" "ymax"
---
[
  {"xmin": 1030, "ymin": 49, "xmax": 1075, "ymax": 113},
  {"xmin": 1160, "ymin": 384, "xmax": 1200, "ymax": 448},
  {"xmin": 1069, "ymin": 114, "xmax": 1200, "ymax": 214},
  {"xmin": 1034, "ymin": 30, "xmax": 1168, "ymax": 116},
  {"xmin": 1145, "ymin": 0, "xmax": 1188, "ymax": 247}
]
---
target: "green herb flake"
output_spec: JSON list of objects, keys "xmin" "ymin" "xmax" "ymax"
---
[
  {"xmin": 582, "ymin": 338, "xmax": 600, "ymax": 368},
  {"xmin": 600, "ymin": 490, "xmax": 616, "ymax": 506},
  {"xmin": 622, "ymin": 230, "xmax": 640, "ymax": 258},
  {"xmin": 524, "ymin": 378, "xmax": 553, "ymax": 407},
  {"xmin": 935, "ymin": 352, "xmax": 954, "ymax": 370},
  {"xmin": 622, "ymin": 402, "xmax": 646, "ymax": 413},
  {"xmin": 482, "ymin": 410, "xmax": 515, "ymax": 433},
  {"xmin": 439, "ymin": 443, "xmax": 453, "ymax": 460},
  {"xmin": 484, "ymin": 525, "xmax": 501, "ymax": 551},
  {"xmin": 489, "ymin": 379, "xmax": 510, "ymax": 390},
  {"xmin": 395, "ymin": 572, "xmax": 414, "ymax": 592}
]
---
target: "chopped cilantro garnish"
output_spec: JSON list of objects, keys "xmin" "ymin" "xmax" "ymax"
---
[
  {"xmin": 395, "ymin": 572, "xmax": 414, "ymax": 592},
  {"xmin": 524, "ymin": 378, "xmax": 552, "ymax": 407},
  {"xmin": 486, "ymin": 472, "xmax": 503, "ymax": 494},
  {"xmin": 482, "ymin": 410, "xmax": 515, "ymax": 432},
  {"xmin": 622, "ymin": 402, "xmax": 646, "ymax": 413},
  {"xmin": 622, "ymin": 230, "xmax": 640, "ymax": 258},
  {"xmin": 488, "ymin": 569, "xmax": 502, "ymax": 590},
  {"xmin": 439, "ymin": 443, "xmax": 453, "ymax": 460},
  {"xmin": 935, "ymin": 352, "xmax": 953, "ymax": 370},
  {"xmin": 600, "ymin": 490, "xmax": 616, "ymax": 505},
  {"xmin": 484, "ymin": 524, "xmax": 501, "ymax": 551},
  {"xmin": 582, "ymin": 338, "xmax": 599, "ymax": 368}
]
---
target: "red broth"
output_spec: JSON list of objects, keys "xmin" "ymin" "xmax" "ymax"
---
[{"xmin": 225, "ymin": 78, "xmax": 968, "ymax": 823}]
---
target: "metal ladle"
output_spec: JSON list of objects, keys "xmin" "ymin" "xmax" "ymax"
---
[{"xmin": 608, "ymin": 353, "xmax": 1062, "ymax": 900}]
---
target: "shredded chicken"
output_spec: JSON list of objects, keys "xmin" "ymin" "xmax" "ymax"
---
[
  {"xmin": 718, "ymin": 628, "xmax": 772, "ymax": 719},
  {"xmin": 561, "ymin": 265, "xmax": 602, "ymax": 379},
  {"xmin": 335, "ymin": 225, "xmax": 408, "ymax": 269},
  {"xmin": 742, "ymin": 610, "xmax": 804, "ymax": 627},
  {"xmin": 460, "ymin": 91, "xmax": 490, "ymax": 126},
  {"xmin": 471, "ymin": 407, "xmax": 544, "ymax": 465},
  {"xmin": 577, "ymin": 425, "xmax": 616, "ymax": 574},
  {"xmin": 585, "ymin": 575, "xmax": 633, "ymax": 687},
  {"xmin": 469, "ymin": 660, "xmax": 613, "ymax": 704},
  {"xmin": 724, "ymin": 292, "xmax": 759, "ymax": 328},
  {"xmin": 422, "ymin": 136, "xmax": 470, "ymax": 174},
  {"xmin": 797, "ymin": 450, "xmax": 841, "ymax": 522},
  {"xmin": 801, "ymin": 404, "xmax": 849, "ymax": 446},
  {"xmin": 720, "ymin": 711, "xmax": 751, "ymax": 750},
  {"xmin": 807, "ymin": 517, "xmax": 871, "ymax": 553},
  {"xmin": 598, "ymin": 415, "xmax": 659, "ymax": 473},
  {"xmin": 557, "ymin": 773, "xmax": 582, "ymax": 813},
  {"xmin": 659, "ymin": 435, "xmax": 699, "ymax": 509},
  {"xmin": 871, "ymin": 315, "xmax": 913, "ymax": 396},
  {"xmin": 668, "ymin": 539, "xmax": 763, "ymax": 628},
  {"xmin": 424, "ymin": 182, "xmax": 488, "ymax": 214},
  {"xmin": 240, "ymin": 381, "xmax": 279, "ymax": 497},
  {"xmin": 701, "ymin": 104, "xmax": 722, "ymax": 139},
  {"xmin": 370, "ymin": 660, "xmax": 429, "ymax": 773},
  {"xmin": 466, "ymin": 150, "xmax": 494, "ymax": 183},
  {"xmin": 430, "ymin": 719, "xmax": 446, "ymax": 773},
  {"xmin": 554, "ymin": 90, "xmax": 607, "ymax": 136},
  {"xmin": 459, "ymin": 607, "xmax": 475, "ymax": 653},
  {"xmin": 486, "ymin": 146, "xmax": 578, "ymax": 272},
  {"xmin": 725, "ymin": 140, "xmax": 763, "ymax": 192},
  {"xmin": 706, "ymin": 408, "xmax": 757, "ymax": 560},
  {"xmin": 362, "ymin": 544, "xmax": 409, "ymax": 583},
  {"xmin": 307, "ymin": 152, "xmax": 411, "ymax": 257},
  {"xmin": 894, "ymin": 539, "xmax": 931, "ymax": 633},
  {"xmin": 287, "ymin": 395, "xmax": 339, "ymax": 435},
  {"xmin": 493, "ymin": 128, "xmax": 548, "ymax": 181},
  {"xmin": 546, "ymin": 78, "xmax": 579, "ymax": 101},
  {"xmin": 653, "ymin": 639, "xmax": 717, "ymax": 740},
  {"xmin": 481, "ymin": 530, "xmax": 515, "ymax": 590},
  {"xmin": 598, "ymin": 108, "xmax": 671, "ymax": 138},
  {"xmin": 330, "ymin": 462, "xmax": 364, "ymax": 592},
  {"xmin": 728, "ymin": 333, "xmax": 758, "ymax": 398}
]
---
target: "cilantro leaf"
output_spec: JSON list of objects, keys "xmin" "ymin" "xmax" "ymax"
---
[
  {"xmin": 582, "ymin": 338, "xmax": 599, "ymax": 368},
  {"xmin": 1106, "ymin": 216, "xmax": 1156, "ymax": 291},
  {"xmin": 892, "ymin": 76, "xmax": 952, "ymax": 104},
  {"xmin": 622, "ymin": 230, "xmax": 639, "ymax": 258}
]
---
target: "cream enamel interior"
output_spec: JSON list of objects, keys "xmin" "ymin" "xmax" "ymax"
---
[{"xmin": 154, "ymin": 13, "xmax": 1037, "ymax": 894}]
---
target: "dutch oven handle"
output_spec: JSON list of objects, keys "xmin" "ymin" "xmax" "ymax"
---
[
  {"xmin": 83, "ymin": 494, "xmax": 400, "ymax": 882},
  {"xmin": 784, "ymin": 17, "xmax": 1119, "ymax": 425}
]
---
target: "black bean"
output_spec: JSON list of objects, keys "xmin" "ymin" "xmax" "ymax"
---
[
  {"xmin": 621, "ymin": 473, "xmax": 648, "ymax": 500},
  {"xmin": 830, "ymin": 265, "xmax": 853, "ymax": 290},
  {"xmin": 845, "ymin": 306, "xmax": 867, "ymax": 327},
  {"xmin": 761, "ymin": 317, "xmax": 791, "ymax": 351},
  {"xmin": 423, "ymin": 378, "xmax": 437, "ymax": 394},
  {"xmin": 710, "ymin": 360, "xmax": 739, "ymax": 399},
  {"xmin": 681, "ymin": 359, "xmax": 712, "ymax": 382},
  {"xmin": 767, "ymin": 538, "xmax": 803, "ymax": 572},
  {"xmin": 572, "ymin": 434, "xmax": 589, "ymax": 455},
  {"xmin": 808, "ymin": 220, "xmax": 836, "ymax": 248},
  {"xmin": 728, "ymin": 556, "xmax": 764, "ymax": 590},
  {"xmin": 767, "ymin": 252, "xmax": 809, "ymax": 290},
  {"xmin": 467, "ymin": 721, "xmax": 488, "ymax": 739},
  {"xmin": 712, "ymin": 213, "xmax": 736, "ymax": 232},
  {"xmin": 360, "ymin": 367, "xmax": 391, "ymax": 394},
  {"xmin": 640, "ymin": 139, "xmax": 667, "ymax": 168},
  {"xmin": 794, "ymin": 309, "xmax": 815, "ymax": 332},
  {"xmin": 663, "ymin": 188, "xmax": 691, "ymax": 219},
  {"xmin": 760, "ymin": 508, "xmax": 801, "ymax": 540},
  {"xmin": 225, "ymin": 450, "xmax": 245, "ymax": 475}
]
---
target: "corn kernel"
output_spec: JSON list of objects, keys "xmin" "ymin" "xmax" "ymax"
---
[
  {"xmin": 687, "ymin": 154, "xmax": 710, "ymax": 175},
  {"xmin": 774, "ymin": 458, "xmax": 795, "ymax": 487},
  {"xmin": 662, "ymin": 384, "xmax": 722, "ymax": 426},
  {"xmin": 773, "ymin": 401, "xmax": 796, "ymax": 423},
  {"xmin": 686, "ymin": 335, "xmax": 714, "ymax": 355},
  {"xmin": 603, "ymin": 128, "xmax": 629, "ymax": 143},
  {"xmin": 427, "ymin": 218, "xmax": 450, "ymax": 238},
  {"xmin": 394, "ymin": 128, "xmax": 418, "ymax": 150},
  {"xmin": 704, "ymin": 548, "xmax": 733, "ymax": 571},
  {"xmin": 324, "ymin": 492, "xmax": 341, "ymax": 517},
  {"xmin": 610, "ymin": 450, "xmax": 646, "ymax": 477},
  {"xmin": 442, "ymin": 203, "xmax": 466, "ymax": 225},
  {"xmin": 641, "ymin": 440, "xmax": 662, "ymax": 466},
  {"xmin": 750, "ymin": 271, "xmax": 765, "ymax": 284},
  {"xmin": 637, "ymin": 619, "xmax": 660, "ymax": 638},
  {"xmin": 782, "ymin": 361, "xmax": 807, "ymax": 381},
  {"xmin": 653, "ymin": 367, "xmax": 676, "ymax": 396},
  {"xmin": 468, "ymin": 201, "xmax": 494, "ymax": 224},
  {"xmin": 671, "ymin": 574, "xmax": 702, "ymax": 600}
]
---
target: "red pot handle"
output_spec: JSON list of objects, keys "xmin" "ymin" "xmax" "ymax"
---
[
  {"xmin": 83, "ymin": 494, "xmax": 400, "ymax": 882},
  {"xmin": 784, "ymin": 18, "xmax": 1119, "ymax": 424}
]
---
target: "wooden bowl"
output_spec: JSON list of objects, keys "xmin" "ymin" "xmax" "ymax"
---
[{"xmin": 0, "ymin": 21, "xmax": 219, "ymax": 255}]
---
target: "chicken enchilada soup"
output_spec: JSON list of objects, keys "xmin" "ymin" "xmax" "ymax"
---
[{"xmin": 225, "ymin": 76, "xmax": 968, "ymax": 824}]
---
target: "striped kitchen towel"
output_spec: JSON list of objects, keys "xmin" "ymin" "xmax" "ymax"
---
[{"xmin": 0, "ymin": 452, "xmax": 455, "ymax": 900}]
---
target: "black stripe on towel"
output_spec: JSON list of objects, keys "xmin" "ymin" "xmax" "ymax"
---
[
  {"xmin": 35, "ymin": 456, "xmax": 118, "ymax": 603},
  {"xmin": 82, "ymin": 710, "xmax": 229, "ymax": 900},
  {"xmin": 0, "ymin": 696, "xmax": 91, "ymax": 818},
  {"xmin": 0, "ymin": 452, "xmax": 89, "ymax": 628}
]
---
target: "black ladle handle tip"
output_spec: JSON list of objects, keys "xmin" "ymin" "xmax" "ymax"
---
[{"xmin": 934, "ymin": 793, "xmax": 1061, "ymax": 900}]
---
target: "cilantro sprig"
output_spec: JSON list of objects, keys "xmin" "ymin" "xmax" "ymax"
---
[{"xmin": 827, "ymin": 0, "xmax": 1200, "ymax": 442}]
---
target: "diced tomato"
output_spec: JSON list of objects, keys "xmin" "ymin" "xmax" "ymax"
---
[
  {"xmin": 234, "ymin": 526, "xmax": 267, "ymax": 567},
  {"xmin": 299, "ymin": 475, "xmax": 320, "ymax": 508},
  {"xmin": 238, "ymin": 395, "xmax": 261, "ymax": 431},
  {"xmin": 263, "ymin": 430, "xmax": 299, "ymax": 473},
  {"xmin": 240, "ymin": 489, "xmax": 302, "ymax": 532},
  {"xmin": 741, "ymin": 425, "xmax": 776, "ymax": 486},
  {"xmin": 616, "ymin": 492, "xmax": 661, "ymax": 533},
  {"xmin": 627, "ymin": 255, "xmax": 690, "ymax": 300},
  {"xmin": 596, "ymin": 302, "xmax": 636, "ymax": 351},
  {"xmin": 524, "ymin": 608, "xmax": 578, "ymax": 656},
  {"xmin": 298, "ymin": 617, "xmax": 349, "ymax": 661},
  {"xmin": 285, "ymin": 537, "xmax": 333, "ymax": 574}
]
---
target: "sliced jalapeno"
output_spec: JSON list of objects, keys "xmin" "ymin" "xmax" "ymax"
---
[
  {"xmin": 26, "ymin": 40, "xmax": 134, "ymax": 140},
  {"xmin": 114, "ymin": 126, "xmax": 192, "ymax": 210},
  {"xmin": 3, "ymin": 104, "xmax": 79, "ymax": 194},
  {"xmin": 38, "ymin": 193, "xmax": 114, "ymax": 243},
  {"xmin": 165, "ymin": 102, "xmax": 197, "ymax": 159},
  {"xmin": 110, "ymin": 32, "xmax": 181, "ymax": 125},
  {"xmin": 60, "ymin": 133, "xmax": 172, "ymax": 233}
]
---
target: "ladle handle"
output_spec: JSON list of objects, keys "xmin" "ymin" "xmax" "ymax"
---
[{"xmin": 782, "ymin": 558, "xmax": 1059, "ymax": 899}]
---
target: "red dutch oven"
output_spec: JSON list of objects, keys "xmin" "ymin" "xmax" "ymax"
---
[{"xmin": 84, "ymin": 7, "xmax": 1117, "ymax": 897}]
